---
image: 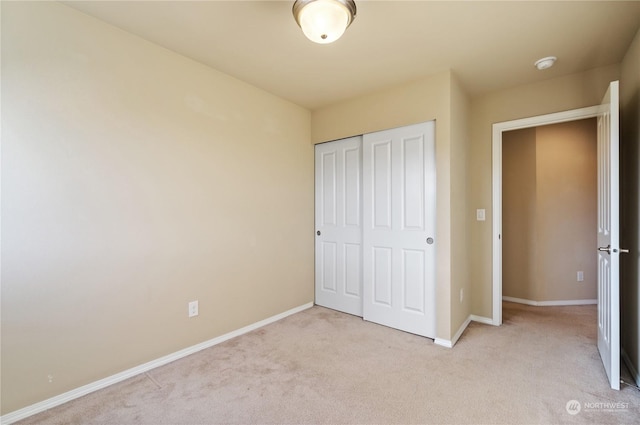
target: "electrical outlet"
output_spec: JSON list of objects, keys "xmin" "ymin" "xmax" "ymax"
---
[
  {"xmin": 577, "ymin": 271, "xmax": 584, "ymax": 282},
  {"xmin": 188, "ymin": 300, "xmax": 199, "ymax": 318},
  {"xmin": 460, "ymin": 288, "xmax": 464, "ymax": 303},
  {"xmin": 47, "ymin": 374, "xmax": 54, "ymax": 383}
]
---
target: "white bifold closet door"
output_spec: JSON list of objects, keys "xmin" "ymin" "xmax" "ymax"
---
[
  {"xmin": 362, "ymin": 122, "xmax": 436, "ymax": 338},
  {"xmin": 314, "ymin": 122, "xmax": 435, "ymax": 338},
  {"xmin": 315, "ymin": 136, "xmax": 363, "ymax": 316}
]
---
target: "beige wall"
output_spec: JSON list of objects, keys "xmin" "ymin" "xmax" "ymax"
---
[
  {"xmin": 536, "ymin": 120, "xmax": 597, "ymax": 301},
  {"xmin": 311, "ymin": 72, "xmax": 451, "ymax": 145},
  {"xmin": 503, "ymin": 128, "xmax": 538, "ymax": 300},
  {"xmin": 503, "ymin": 120, "xmax": 597, "ymax": 302},
  {"xmin": 4, "ymin": 1, "xmax": 638, "ymax": 416},
  {"xmin": 620, "ymin": 28, "xmax": 640, "ymax": 383},
  {"xmin": 1, "ymin": 2, "xmax": 313, "ymax": 414},
  {"xmin": 469, "ymin": 65, "xmax": 620, "ymax": 318},
  {"xmin": 312, "ymin": 71, "xmax": 472, "ymax": 341},
  {"xmin": 449, "ymin": 75, "xmax": 471, "ymax": 335}
]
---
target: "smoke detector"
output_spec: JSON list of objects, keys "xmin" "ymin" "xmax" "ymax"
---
[{"xmin": 534, "ymin": 56, "xmax": 557, "ymax": 70}]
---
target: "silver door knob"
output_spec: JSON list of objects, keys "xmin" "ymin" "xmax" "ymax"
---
[{"xmin": 598, "ymin": 245, "xmax": 611, "ymax": 254}]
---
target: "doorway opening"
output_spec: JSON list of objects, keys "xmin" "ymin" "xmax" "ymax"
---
[
  {"xmin": 491, "ymin": 105, "xmax": 601, "ymax": 325},
  {"xmin": 492, "ymin": 82, "xmax": 622, "ymax": 390},
  {"xmin": 501, "ymin": 118, "xmax": 598, "ymax": 307}
]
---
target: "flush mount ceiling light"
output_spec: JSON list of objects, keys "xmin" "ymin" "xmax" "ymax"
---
[
  {"xmin": 293, "ymin": 0, "xmax": 357, "ymax": 44},
  {"xmin": 534, "ymin": 56, "xmax": 557, "ymax": 70}
]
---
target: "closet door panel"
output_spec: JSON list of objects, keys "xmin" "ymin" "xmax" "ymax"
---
[
  {"xmin": 363, "ymin": 121, "xmax": 436, "ymax": 338},
  {"xmin": 344, "ymin": 243, "xmax": 362, "ymax": 297},
  {"xmin": 402, "ymin": 136, "xmax": 425, "ymax": 230},
  {"xmin": 344, "ymin": 147, "xmax": 361, "ymax": 227},
  {"xmin": 320, "ymin": 242, "xmax": 337, "ymax": 292},
  {"xmin": 402, "ymin": 249, "xmax": 425, "ymax": 313},
  {"xmin": 320, "ymin": 151, "xmax": 337, "ymax": 226},
  {"xmin": 315, "ymin": 137, "xmax": 363, "ymax": 316},
  {"xmin": 372, "ymin": 140, "xmax": 392, "ymax": 229},
  {"xmin": 373, "ymin": 247, "xmax": 393, "ymax": 306}
]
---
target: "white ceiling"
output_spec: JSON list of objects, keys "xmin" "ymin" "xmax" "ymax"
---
[{"xmin": 64, "ymin": 0, "xmax": 640, "ymax": 110}]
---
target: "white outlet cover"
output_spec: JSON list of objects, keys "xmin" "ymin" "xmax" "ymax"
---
[{"xmin": 188, "ymin": 301, "xmax": 199, "ymax": 317}]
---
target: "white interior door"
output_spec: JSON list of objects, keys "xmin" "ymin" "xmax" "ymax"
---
[
  {"xmin": 362, "ymin": 121, "xmax": 436, "ymax": 338},
  {"xmin": 315, "ymin": 137, "xmax": 363, "ymax": 316},
  {"xmin": 597, "ymin": 80, "xmax": 621, "ymax": 390}
]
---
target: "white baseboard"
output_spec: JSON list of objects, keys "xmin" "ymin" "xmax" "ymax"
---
[
  {"xmin": 622, "ymin": 348, "xmax": 640, "ymax": 387},
  {"xmin": 450, "ymin": 316, "xmax": 471, "ymax": 346},
  {"xmin": 470, "ymin": 314, "xmax": 494, "ymax": 325},
  {"xmin": 502, "ymin": 296, "xmax": 597, "ymax": 306},
  {"xmin": 503, "ymin": 296, "xmax": 539, "ymax": 306},
  {"xmin": 1, "ymin": 302, "xmax": 314, "ymax": 425},
  {"xmin": 434, "ymin": 316, "xmax": 472, "ymax": 348},
  {"xmin": 434, "ymin": 314, "xmax": 492, "ymax": 349},
  {"xmin": 434, "ymin": 338, "xmax": 453, "ymax": 348},
  {"xmin": 434, "ymin": 318, "xmax": 467, "ymax": 348}
]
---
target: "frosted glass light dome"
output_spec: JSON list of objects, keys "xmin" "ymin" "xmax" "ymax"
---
[{"xmin": 293, "ymin": 0, "xmax": 356, "ymax": 44}]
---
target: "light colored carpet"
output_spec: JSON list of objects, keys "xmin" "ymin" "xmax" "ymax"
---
[{"xmin": 17, "ymin": 302, "xmax": 640, "ymax": 424}]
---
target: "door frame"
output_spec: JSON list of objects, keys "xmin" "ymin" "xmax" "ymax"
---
[{"xmin": 491, "ymin": 105, "xmax": 601, "ymax": 325}]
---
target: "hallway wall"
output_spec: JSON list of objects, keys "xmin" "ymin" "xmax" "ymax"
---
[{"xmin": 503, "ymin": 120, "xmax": 597, "ymax": 303}]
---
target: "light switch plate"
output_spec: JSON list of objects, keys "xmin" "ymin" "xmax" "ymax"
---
[{"xmin": 476, "ymin": 209, "xmax": 486, "ymax": 221}]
